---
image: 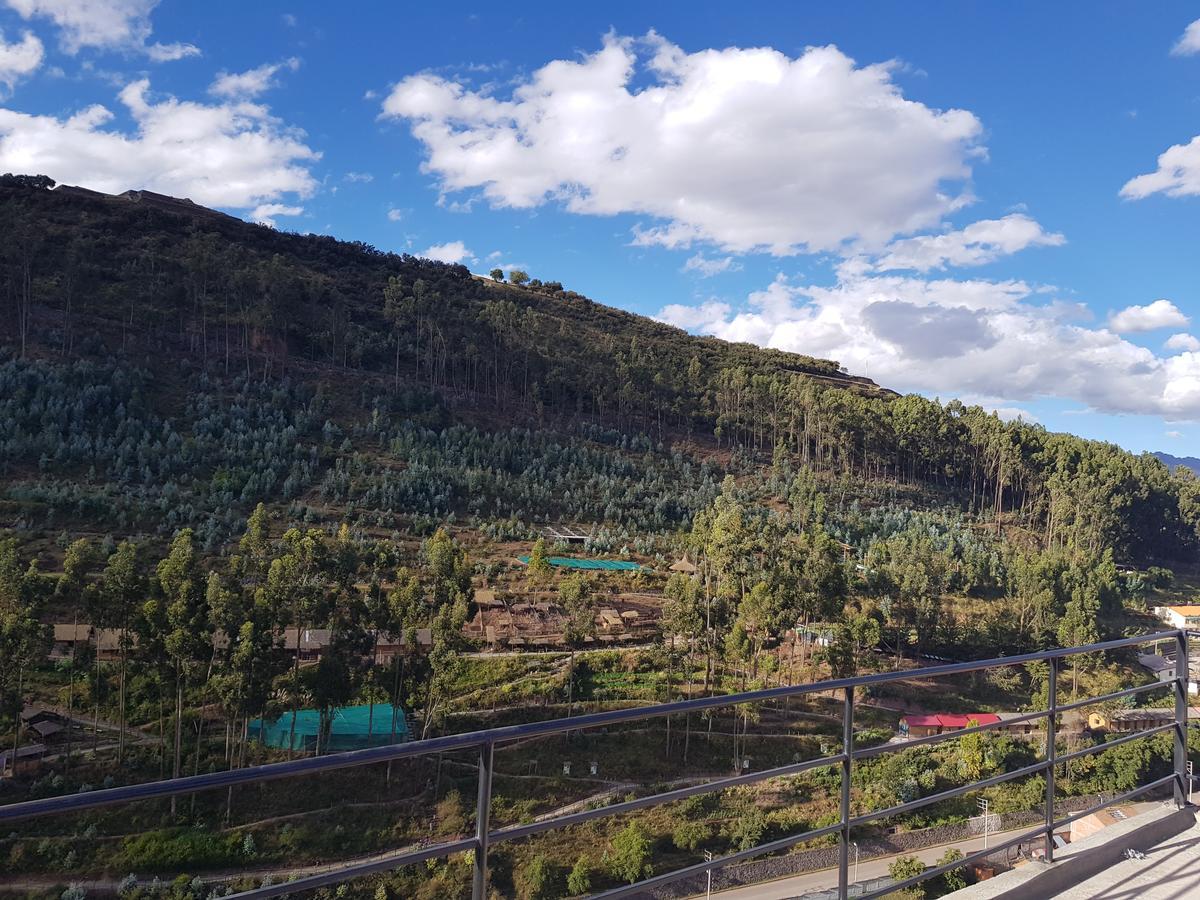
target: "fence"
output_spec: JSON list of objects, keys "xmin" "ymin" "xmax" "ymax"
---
[{"xmin": 0, "ymin": 630, "xmax": 1191, "ymax": 900}]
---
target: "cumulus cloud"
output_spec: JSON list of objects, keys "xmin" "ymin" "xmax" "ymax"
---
[
  {"xmin": 1121, "ymin": 135, "xmax": 1200, "ymax": 200},
  {"xmin": 382, "ymin": 31, "xmax": 983, "ymax": 255},
  {"xmin": 991, "ymin": 407, "xmax": 1039, "ymax": 424},
  {"xmin": 0, "ymin": 79, "xmax": 319, "ymax": 213},
  {"xmin": 422, "ymin": 240, "xmax": 471, "ymax": 264},
  {"xmin": 4, "ymin": 0, "xmax": 198, "ymax": 59},
  {"xmin": 1166, "ymin": 430, "xmax": 1183, "ymax": 439},
  {"xmin": 1109, "ymin": 299, "xmax": 1189, "ymax": 333},
  {"xmin": 871, "ymin": 214, "xmax": 1064, "ymax": 272},
  {"xmin": 683, "ymin": 254, "xmax": 741, "ymax": 277},
  {"xmin": 1171, "ymin": 19, "xmax": 1200, "ymax": 56},
  {"xmin": 656, "ymin": 269, "xmax": 1200, "ymax": 421},
  {"xmin": 210, "ymin": 58, "xmax": 300, "ymax": 99},
  {"xmin": 386, "ymin": 207, "xmax": 404, "ymax": 222},
  {"xmin": 1167, "ymin": 333, "xmax": 1200, "ymax": 352},
  {"xmin": 0, "ymin": 29, "xmax": 42, "ymax": 93},
  {"xmin": 343, "ymin": 171, "xmax": 373, "ymax": 183},
  {"xmin": 250, "ymin": 203, "xmax": 302, "ymax": 227}
]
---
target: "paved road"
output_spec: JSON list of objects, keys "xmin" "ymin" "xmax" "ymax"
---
[
  {"xmin": 702, "ymin": 827, "xmax": 1041, "ymax": 900},
  {"xmin": 704, "ymin": 803, "xmax": 1158, "ymax": 900}
]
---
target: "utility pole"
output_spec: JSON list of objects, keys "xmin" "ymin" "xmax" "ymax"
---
[
  {"xmin": 704, "ymin": 850, "xmax": 714, "ymax": 900},
  {"xmin": 977, "ymin": 797, "xmax": 991, "ymax": 849}
]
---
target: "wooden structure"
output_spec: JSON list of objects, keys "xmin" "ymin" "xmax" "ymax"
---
[
  {"xmin": 50, "ymin": 623, "xmax": 93, "ymax": 660},
  {"xmin": 0, "ymin": 743, "xmax": 46, "ymax": 778},
  {"xmin": 543, "ymin": 525, "xmax": 591, "ymax": 546},
  {"xmin": 669, "ymin": 555, "xmax": 698, "ymax": 574},
  {"xmin": 374, "ymin": 628, "xmax": 433, "ymax": 663}
]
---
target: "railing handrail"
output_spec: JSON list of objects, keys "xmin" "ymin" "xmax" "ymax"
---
[{"xmin": 0, "ymin": 629, "xmax": 1190, "ymax": 900}]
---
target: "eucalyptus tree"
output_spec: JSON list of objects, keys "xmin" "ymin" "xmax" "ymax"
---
[
  {"xmin": 152, "ymin": 529, "xmax": 212, "ymax": 812},
  {"xmin": 661, "ymin": 571, "xmax": 703, "ymax": 760},
  {"xmin": 558, "ymin": 572, "xmax": 594, "ymax": 718},
  {"xmin": 0, "ymin": 540, "xmax": 48, "ymax": 770},
  {"xmin": 57, "ymin": 538, "xmax": 97, "ymax": 774},
  {"xmin": 100, "ymin": 540, "xmax": 146, "ymax": 765}
]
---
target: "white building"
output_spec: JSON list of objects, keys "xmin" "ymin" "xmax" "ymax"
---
[{"xmin": 1152, "ymin": 605, "xmax": 1200, "ymax": 629}]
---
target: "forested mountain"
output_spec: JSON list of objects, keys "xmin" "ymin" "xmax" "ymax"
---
[
  {"xmin": 2, "ymin": 174, "xmax": 1200, "ymax": 566},
  {"xmin": 3, "ymin": 174, "xmax": 1199, "ymax": 898},
  {"xmin": 1154, "ymin": 452, "xmax": 1200, "ymax": 475}
]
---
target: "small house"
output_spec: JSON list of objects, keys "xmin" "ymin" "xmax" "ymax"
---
[
  {"xmin": 50, "ymin": 623, "xmax": 93, "ymax": 660},
  {"xmin": 0, "ymin": 743, "xmax": 46, "ymax": 778},
  {"xmin": 374, "ymin": 628, "xmax": 433, "ymax": 663},
  {"xmin": 899, "ymin": 713, "xmax": 1000, "ymax": 738},
  {"xmin": 669, "ymin": 555, "xmax": 698, "ymax": 575},
  {"xmin": 1152, "ymin": 605, "xmax": 1200, "ymax": 629}
]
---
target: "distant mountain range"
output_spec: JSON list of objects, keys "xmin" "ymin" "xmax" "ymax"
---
[{"xmin": 1154, "ymin": 452, "xmax": 1200, "ymax": 474}]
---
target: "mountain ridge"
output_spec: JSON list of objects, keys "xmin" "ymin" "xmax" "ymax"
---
[{"xmin": 1154, "ymin": 451, "xmax": 1200, "ymax": 474}]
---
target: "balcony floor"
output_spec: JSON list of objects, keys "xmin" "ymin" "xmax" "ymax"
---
[{"xmin": 1053, "ymin": 819, "xmax": 1200, "ymax": 899}]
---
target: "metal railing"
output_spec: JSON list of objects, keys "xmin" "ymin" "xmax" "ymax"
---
[{"xmin": 0, "ymin": 630, "xmax": 1191, "ymax": 900}]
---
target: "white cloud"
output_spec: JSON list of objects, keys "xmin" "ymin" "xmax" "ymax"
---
[
  {"xmin": 1109, "ymin": 299, "xmax": 1189, "ymax": 333},
  {"xmin": 1121, "ymin": 135, "xmax": 1200, "ymax": 200},
  {"xmin": 991, "ymin": 406, "xmax": 1039, "ymax": 424},
  {"xmin": 682, "ymin": 254, "xmax": 741, "ymax": 277},
  {"xmin": 422, "ymin": 240, "xmax": 471, "ymax": 264},
  {"xmin": 871, "ymin": 214, "xmax": 1064, "ymax": 272},
  {"xmin": 0, "ymin": 29, "xmax": 42, "ymax": 93},
  {"xmin": 386, "ymin": 207, "xmax": 404, "ymax": 222},
  {"xmin": 4, "ymin": 0, "xmax": 198, "ymax": 59},
  {"xmin": 251, "ymin": 203, "xmax": 302, "ymax": 227},
  {"xmin": 1171, "ymin": 19, "xmax": 1200, "ymax": 56},
  {"xmin": 657, "ymin": 299, "xmax": 733, "ymax": 332},
  {"xmin": 1167, "ymin": 333, "xmax": 1200, "ymax": 352},
  {"xmin": 282, "ymin": 13, "xmax": 297, "ymax": 28},
  {"xmin": 144, "ymin": 40, "xmax": 197, "ymax": 62},
  {"xmin": 656, "ymin": 269, "xmax": 1200, "ymax": 421},
  {"xmin": 210, "ymin": 58, "xmax": 300, "ymax": 99},
  {"xmin": 1166, "ymin": 430, "xmax": 1183, "ymax": 439},
  {"xmin": 0, "ymin": 79, "xmax": 319, "ymax": 213},
  {"xmin": 382, "ymin": 31, "xmax": 983, "ymax": 255},
  {"xmin": 343, "ymin": 171, "xmax": 373, "ymax": 183}
]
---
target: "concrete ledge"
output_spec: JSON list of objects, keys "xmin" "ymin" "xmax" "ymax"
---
[{"xmin": 954, "ymin": 803, "xmax": 1195, "ymax": 899}]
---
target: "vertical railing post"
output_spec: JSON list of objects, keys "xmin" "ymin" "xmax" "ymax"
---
[
  {"xmin": 839, "ymin": 685, "xmax": 854, "ymax": 900},
  {"xmin": 1175, "ymin": 630, "xmax": 1190, "ymax": 807},
  {"xmin": 473, "ymin": 740, "xmax": 494, "ymax": 900},
  {"xmin": 1044, "ymin": 655, "xmax": 1058, "ymax": 863}
]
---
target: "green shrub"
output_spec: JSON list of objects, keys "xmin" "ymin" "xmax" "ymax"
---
[{"xmin": 117, "ymin": 829, "xmax": 241, "ymax": 870}]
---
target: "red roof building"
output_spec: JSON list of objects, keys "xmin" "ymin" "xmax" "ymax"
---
[{"xmin": 900, "ymin": 713, "xmax": 1000, "ymax": 737}]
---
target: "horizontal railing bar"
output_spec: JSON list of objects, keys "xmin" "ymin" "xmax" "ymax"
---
[
  {"xmin": 1055, "ymin": 680, "xmax": 1171, "ymax": 714},
  {"xmin": 848, "ymin": 760, "xmax": 1049, "ymax": 828},
  {"xmin": 0, "ymin": 630, "xmax": 1180, "ymax": 823},
  {"xmin": 219, "ymin": 837, "xmax": 478, "ymax": 900},
  {"xmin": 588, "ymin": 822, "xmax": 845, "ymax": 900},
  {"xmin": 859, "ymin": 822, "xmax": 1048, "ymax": 900},
  {"xmin": 1051, "ymin": 775, "xmax": 1176, "ymax": 832},
  {"xmin": 853, "ymin": 708, "xmax": 1050, "ymax": 761},
  {"xmin": 491, "ymin": 752, "xmax": 846, "ymax": 845},
  {"xmin": 1056, "ymin": 723, "xmax": 1175, "ymax": 765}
]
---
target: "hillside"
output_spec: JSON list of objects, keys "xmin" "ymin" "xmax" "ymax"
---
[
  {"xmin": 1, "ymin": 174, "xmax": 1199, "ymax": 567},
  {"xmin": 3, "ymin": 176, "xmax": 1199, "ymax": 898}
]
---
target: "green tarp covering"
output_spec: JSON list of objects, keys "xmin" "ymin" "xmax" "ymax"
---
[
  {"xmin": 250, "ymin": 703, "xmax": 409, "ymax": 752},
  {"xmin": 517, "ymin": 555, "xmax": 643, "ymax": 571}
]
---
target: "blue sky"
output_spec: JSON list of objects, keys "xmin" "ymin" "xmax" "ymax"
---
[{"xmin": 3, "ymin": 2, "xmax": 1200, "ymax": 455}]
